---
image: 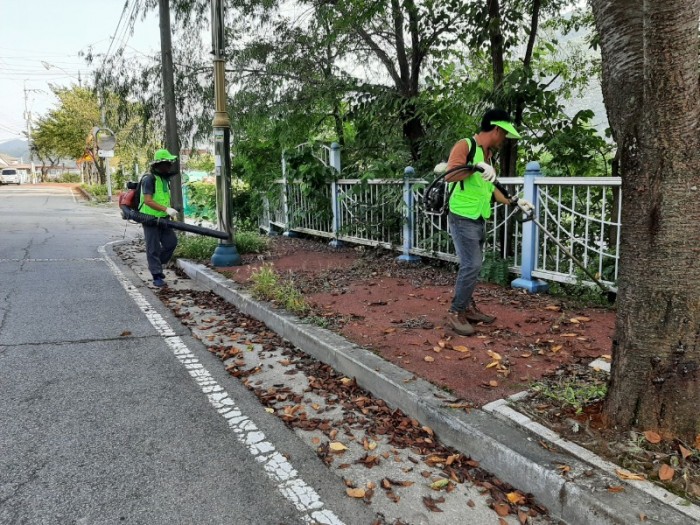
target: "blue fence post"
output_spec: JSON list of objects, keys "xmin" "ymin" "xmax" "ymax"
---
[
  {"xmin": 397, "ymin": 166, "xmax": 421, "ymax": 263},
  {"xmin": 512, "ymin": 161, "xmax": 548, "ymax": 293},
  {"xmin": 328, "ymin": 142, "xmax": 344, "ymax": 248}
]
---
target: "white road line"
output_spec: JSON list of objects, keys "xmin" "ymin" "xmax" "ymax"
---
[
  {"xmin": 99, "ymin": 242, "xmax": 345, "ymax": 525},
  {"xmin": 0, "ymin": 258, "xmax": 104, "ymax": 263}
]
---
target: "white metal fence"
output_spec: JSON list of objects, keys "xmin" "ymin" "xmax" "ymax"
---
[{"xmin": 260, "ymin": 145, "xmax": 620, "ymax": 291}]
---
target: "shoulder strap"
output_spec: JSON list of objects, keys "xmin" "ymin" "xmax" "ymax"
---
[{"xmin": 458, "ymin": 137, "xmax": 478, "ymax": 191}]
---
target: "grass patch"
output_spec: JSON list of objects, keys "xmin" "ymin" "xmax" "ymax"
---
[
  {"xmin": 531, "ymin": 378, "xmax": 607, "ymax": 415},
  {"xmin": 250, "ymin": 264, "xmax": 309, "ymax": 315}
]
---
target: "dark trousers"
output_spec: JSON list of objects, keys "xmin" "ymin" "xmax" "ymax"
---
[{"xmin": 142, "ymin": 223, "xmax": 178, "ymax": 277}]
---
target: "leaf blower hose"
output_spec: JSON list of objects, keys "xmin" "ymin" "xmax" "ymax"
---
[{"xmin": 120, "ymin": 205, "xmax": 229, "ymax": 240}]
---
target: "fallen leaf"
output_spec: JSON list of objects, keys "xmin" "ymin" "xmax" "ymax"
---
[
  {"xmin": 486, "ymin": 361, "xmax": 499, "ymax": 369},
  {"xmin": 545, "ymin": 305, "xmax": 561, "ymax": 311},
  {"xmin": 311, "ymin": 437, "xmax": 320, "ymax": 445},
  {"xmin": 422, "ymin": 426, "xmax": 434, "ymax": 436},
  {"xmin": 695, "ymin": 434, "xmax": 700, "ymax": 450},
  {"xmin": 569, "ymin": 318, "xmax": 580, "ymax": 324},
  {"xmin": 506, "ymin": 491, "xmax": 525, "ymax": 505},
  {"xmin": 658, "ymin": 464, "xmax": 674, "ymax": 481},
  {"xmin": 616, "ymin": 468, "xmax": 646, "ymax": 481},
  {"xmin": 560, "ymin": 333, "xmax": 577, "ymax": 337},
  {"xmin": 120, "ymin": 331, "xmax": 131, "ymax": 337},
  {"xmin": 557, "ymin": 464, "xmax": 571, "ymax": 473},
  {"xmin": 519, "ymin": 351, "xmax": 532, "ymax": 358},
  {"xmin": 607, "ymin": 485, "xmax": 624, "ymax": 493},
  {"xmin": 330, "ymin": 442, "xmax": 349, "ymax": 452},
  {"xmin": 643, "ymin": 430, "xmax": 661, "ymax": 444},
  {"xmin": 639, "ymin": 513, "xmax": 647, "ymax": 522},
  {"xmin": 487, "ymin": 350, "xmax": 502, "ymax": 361},
  {"xmin": 576, "ymin": 316, "xmax": 591, "ymax": 322},
  {"xmin": 432, "ymin": 346, "xmax": 442, "ymax": 353},
  {"xmin": 424, "ymin": 356, "xmax": 435, "ymax": 362},
  {"xmin": 422, "ymin": 495, "xmax": 444, "ymax": 512},
  {"xmin": 384, "ymin": 328, "xmax": 396, "ymax": 334},
  {"xmin": 679, "ymin": 445, "xmax": 692, "ymax": 459},
  {"xmin": 452, "ymin": 345, "xmax": 470, "ymax": 353},
  {"xmin": 551, "ymin": 344, "xmax": 563, "ymax": 353},
  {"xmin": 438, "ymin": 340, "xmax": 447, "ymax": 348},
  {"xmin": 430, "ymin": 479, "xmax": 449, "ymax": 490},
  {"xmin": 518, "ymin": 510, "xmax": 529, "ymax": 524},
  {"xmin": 265, "ymin": 407, "xmax": 274, "ymax": 413},
  {"xmin": 340, "ymin": 377, "xmax": 353, "ymax": 386},
  {"xmin": 346, "ymin": 488, "xmax": 365, "ymax": 498},
  {"xmin": 467, "ymin": 499, "xmax": 475, "ymax": 508},
  {"xmin": 499, "ymin": 519, "xmax": 508, "ymax": 525},
  {"xmin": 489, "ymin": 380, "xmax": 499, "ymax": 388},
  {"xmin": 601, "ymin": 354, "xmax": 612, "ymax": 361},
  {"xmin": 493, "ymin": 503, "xmax": 510, "ymax": 517}
]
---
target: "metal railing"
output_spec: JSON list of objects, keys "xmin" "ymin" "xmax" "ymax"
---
[{"xmin": 260, "ymin": 156, "xmax": 621, "ymax": 291}]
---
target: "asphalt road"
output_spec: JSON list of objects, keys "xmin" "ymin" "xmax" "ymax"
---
[{"xmin": 0, "ymin": 185, "xmax": 373, "ymax": 525}]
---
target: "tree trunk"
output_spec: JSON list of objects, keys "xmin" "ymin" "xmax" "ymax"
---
[{"xmin": 592, "ymin": 0, "xmax": 700, "ymax": 440}]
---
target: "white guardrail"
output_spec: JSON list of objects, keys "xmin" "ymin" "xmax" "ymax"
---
[{"xmin": 260, "ymin": 145, "xmax": 620, "ymax": 291}]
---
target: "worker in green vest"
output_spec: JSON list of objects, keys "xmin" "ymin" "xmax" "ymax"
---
[
  {"xmin": 140, "ymin": 149, "xmax": 180, "ymax": 287},
  {"xmin": 445, "ymin": 108, "xmax": 533, "ymax": 336}
]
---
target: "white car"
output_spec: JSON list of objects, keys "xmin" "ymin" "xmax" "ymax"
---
[{"xmin": 0, "ymin": 168, "xmax": 21, "ymax": 185}]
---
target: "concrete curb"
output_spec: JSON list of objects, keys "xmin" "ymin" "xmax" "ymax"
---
[{"xmin": 177, "ymin": 259, "xmax": 698, "ymax": 525}]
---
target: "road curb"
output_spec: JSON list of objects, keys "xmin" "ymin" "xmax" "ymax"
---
[{"xmin": 177, "ymin": 259, "xmax": 698, "ymax": 525}]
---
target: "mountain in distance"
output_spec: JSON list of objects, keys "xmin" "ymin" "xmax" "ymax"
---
[{"xmin": 0, "ymin": 139, "xmax": 30, "ymax": 161}]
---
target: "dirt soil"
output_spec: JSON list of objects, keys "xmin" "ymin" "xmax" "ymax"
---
[{"xmin": 214, "ymin": 236, "xmax": 615, "ymax": 407}]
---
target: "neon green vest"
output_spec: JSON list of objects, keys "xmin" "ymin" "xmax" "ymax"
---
[
  {"xmin": 448, "ymin": 140, "xmax": 495, "ymax": 219},
  {"xmin": 140, "ymin": 174, "xmax": 170, "ymax": 218}
]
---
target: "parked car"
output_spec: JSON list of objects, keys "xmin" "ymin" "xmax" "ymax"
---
[{"xmin": 0, "ymin": 168, "xmax": 21, "ymax": 185}]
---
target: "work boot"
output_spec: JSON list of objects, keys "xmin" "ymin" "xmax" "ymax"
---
[
  {"xmin": 464, "ymin": 302, "xmax": 496, "ymax": 324},
  {"xmin": 447, "ymin": 311, "xmax": 475, "ymax": 336}
]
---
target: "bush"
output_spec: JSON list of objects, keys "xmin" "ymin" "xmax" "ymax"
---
[{"xmin": 57, "ymin": 173, "xmax": 81, "ymax": 183}]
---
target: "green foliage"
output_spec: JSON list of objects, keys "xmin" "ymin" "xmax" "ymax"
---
[
  {"xmin": 480, "ymin": 253, "xmax": 512, "ymax": 286},
  {"xmin": 185, "ymin": 182, "xmax": 217, "ymax": 221},
  {"xmin": 80, "ymin": 183, "xmax": 110, "ymax": 202},
  {"xmin": 234, "ymin": 230, "xmax": 269, "ymax": 254},
  {"xmin": 249, "ymin": 264, "xmax": 309, "ymax": 315},
  {"xmin": 174, "ymin": 230, "xmax": 269, "ymax": 261},
  {"xmin": 531, "ymin": 378, "xmax": 607, "ymax": 415},
  {"xmin": 57, "ymin": 174, "xmax": 81, "ymax": 183},
  {"xmin": 173, "ymin": 235, "xmax": 217, "ymax": 260}
]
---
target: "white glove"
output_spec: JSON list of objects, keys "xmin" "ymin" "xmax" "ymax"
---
[
  {"xmin": 165, "ymin": 207, "xmax": 179, "ymax": 219},
  {"xmin": 476, "ymin": 162, "xmax": 497, "ymax": 183},
  {"xmin": 514, "ymin": 197, "xmax": 534, "ymax": 213},
  {"xmin": 433, "ymin": 162, "xmax": 448, "ymax": 174}
]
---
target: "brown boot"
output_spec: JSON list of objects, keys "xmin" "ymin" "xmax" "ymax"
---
[
  {"xmin": 464, "ymin": 302, "xmax": 496, "ymax": 324},
  {"xmin": 447, "ymin": 311, "xmax": 475, "ymax": 336}
]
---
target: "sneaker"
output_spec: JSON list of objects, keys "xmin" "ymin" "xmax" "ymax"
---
[
  {"xmin": 447, "ymin": 311, "xmax": 475, "ymax": 336},
  {"xmin": 464, "ymin": 303, "xmax": 496, "ymax": 324},
  {"xmin": 153, "ymin": 277, "xmax": 166, "ymax": 287}
]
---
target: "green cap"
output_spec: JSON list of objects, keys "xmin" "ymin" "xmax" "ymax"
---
[
  {"xmin": 491, "ymin": 120, "xmax": 521, "ymax": 139},
  {"xmin": 152, "ymin": 148, "xmax": 177, "ymax": 163}
]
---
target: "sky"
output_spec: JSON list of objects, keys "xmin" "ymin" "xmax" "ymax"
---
[{"xmin": 0, "ymin": 0, "xmax": 162, "ymax": 144}]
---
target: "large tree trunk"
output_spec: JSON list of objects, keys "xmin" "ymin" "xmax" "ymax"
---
[{"xmin": 592, "ymin": 0, "xmax": 700, "ymax": 440}]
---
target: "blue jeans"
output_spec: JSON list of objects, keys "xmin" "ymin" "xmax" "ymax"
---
[{"xmin": 448, "ymin": 212, "xmax": 485, "ymax": 312}]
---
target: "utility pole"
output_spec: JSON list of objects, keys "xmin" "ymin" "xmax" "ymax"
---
[
  {"xmin": 210, "ymin": 0, "xmax": 241, "ymax": 267},
  {"xmin": 23, "ymin": 82, "xmax": 35, "ymax": 183},
  {"xmin": 158, "ymin": 0, "xmax": 183, "ymax": 219}
]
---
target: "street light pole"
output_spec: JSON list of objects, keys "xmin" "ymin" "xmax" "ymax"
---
[
  {"xmin": 210, "ymin": 0, "xmax": 241, "ymax": 267},
  {"xmin": 41, "ymin": 61, "xmax": 82, "ymax": 87}
]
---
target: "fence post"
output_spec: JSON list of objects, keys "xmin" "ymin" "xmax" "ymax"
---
[
  {"xmin": 281, "ymin": 151, "xmax": 298, "ymax": 238},
  {"xmin": 511, "ymin": 161, "xmax": 548, "ymax": 293},
  {"xmin": 329, "ymin": 142, "xmax": 344, "ymax": 248},
  {"xmin": 397, "ymin": 166, "xmax": 421, "ymax": 263}
]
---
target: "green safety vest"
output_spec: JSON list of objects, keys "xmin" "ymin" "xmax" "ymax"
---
[
  {"xmin": 448, "ymin": 140, "xmax": 495, "ymax": 220},
  {"xmin": 140, "ymin": 174, "xmax": 170, "ymax": 218}
]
